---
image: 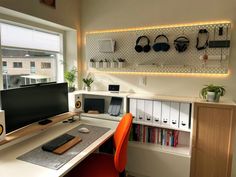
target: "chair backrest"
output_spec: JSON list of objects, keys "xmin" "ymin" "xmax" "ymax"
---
[{"xmin": 113, "ymin": 113, "xmax": 133, "ymax": 172}]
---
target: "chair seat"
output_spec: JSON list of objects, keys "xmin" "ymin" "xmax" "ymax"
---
[{"xmin": 66, "ymin": 153, "xmax": 119, "ymax": 177}]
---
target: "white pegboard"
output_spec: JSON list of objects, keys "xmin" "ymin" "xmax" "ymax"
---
[{"xmin": 86, "ymin": 22, "xmax": 231, "ymax": 74}]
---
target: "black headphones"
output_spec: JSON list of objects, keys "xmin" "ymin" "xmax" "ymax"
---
[
  {"xmin": 174, "ymin": 36, "xmax": 190, "ymax": 53},
  {"xmin": 196, "ymin": 29, "xmax": 209, "ymax": 50},
  {"xmin": 135, "ymin": 36, "xmax": 151, "ymax": 53},
  {"xmin": 152, "ymin": 34, "xmax": 170, "ymax": 52}
]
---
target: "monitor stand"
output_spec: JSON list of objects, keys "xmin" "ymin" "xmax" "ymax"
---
[{"xmin": 38, "ymin": 119, "xmax": 52, "ymax": 125}]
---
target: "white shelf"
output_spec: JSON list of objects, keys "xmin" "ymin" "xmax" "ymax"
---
[
  {"xmin": 80, "ymin": 113, "xmax": 122, "ymax": 122},
  {"xmin": 128, "ymin": 93, "xmax": 197, "ymax": 103},
  {"xmin": 72, "ymin": 90, "xmax": 131, "ymax": 98},
  {"xmin": 128, "ymin": 141, "xmax": 190, "ymax": 157},
  {"xmin": 133, "ymin": 121, "xmax": 191, "ymax": 133}
]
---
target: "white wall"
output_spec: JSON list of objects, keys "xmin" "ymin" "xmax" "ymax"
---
[
  {"xmin": 0, "ymin": 0, "xmax": 80, "ymax": 29},
  {"xmin": 80, "ymin": 0, "xmax": 236, "ymax": 99},
  {"xmin": 80, "ymin": 0, "xmax": 236, "ymax": 176}
]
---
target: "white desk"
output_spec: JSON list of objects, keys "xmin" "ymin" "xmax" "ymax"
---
[{"xmin": 0, "ymin": 117, "xmax": 118, "ymax": 177}]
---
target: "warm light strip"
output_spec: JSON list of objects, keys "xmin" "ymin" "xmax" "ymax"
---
[
  {"xmin": 86, "ymin": 21, "xmax": 231, "ymax": 35},
  {"xmin": 92, "ymin": 70, "xmax": 230, "ymax": 78}
]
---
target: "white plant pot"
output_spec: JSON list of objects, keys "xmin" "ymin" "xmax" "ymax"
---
[
  {"xmin": 85, "ymin": 86, "xmax": 91, "ymax": 91},
  {"xmin": 118, "ymin": 62, "xmax": 124, "ymax": 68},
  {"xmin": 206, "ymin": 91, "xmax": 215, "ymax": 102},
  {"xmin": 110, "ymin": 61, "xmax": 117, "ymax": 68},
  {"xmin": 89, "ymin": 62, "xmax": 95, "ymax": 68},
  {"xmin": 95, "ymin": 62, "xmax": 100, "ymax": 68},
  {"xmin": 103, "ymin": 62, "xmax": 108, "ymax": 68}
]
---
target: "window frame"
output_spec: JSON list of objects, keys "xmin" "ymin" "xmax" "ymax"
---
[
  {"xmin": 0, "ymin": 20, "xmax": 65, "ymax": 90},
  {"xmin": 13, "ymin": 62, "xmax": 23, "ymax": 68},
  {"xmin": 41, "ymin": 62, "xmax": 51, "ymax": 69},
  {"xmin": 2, "ymin": 61, "xmax": 7, "ymax": 67}
]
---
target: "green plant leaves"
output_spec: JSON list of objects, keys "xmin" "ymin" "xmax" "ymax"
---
[
  {"xmin": 200, "ymin": 84, "xmax": 226, "ymax": 99},
  {"xmin": 82, "ymin": 77, "xmax": 94, "ymax": 87},
  {"xmin": 64, "ymin": 68, "xmax": 77, "ymax": 87}
]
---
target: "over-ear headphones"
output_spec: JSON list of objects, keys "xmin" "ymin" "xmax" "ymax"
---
[
  {"xmin": 174, "ymin": 36, "xmax": 190, "ymax": 53},
  {"xmin": 135, "ymin": 36, "xmax": 151, "ymax": 53},
  {"xmin": 153, "ymin": 34, "xmax": 170, "ymax": 52},
  {"xmin": 196, "ymin": 29, "xmax": 209, "ymax": 50}
]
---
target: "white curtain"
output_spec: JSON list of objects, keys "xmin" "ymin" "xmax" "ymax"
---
[{"xmin": 1, "ymin": 23, "xmax": 60, "ymax": 52}]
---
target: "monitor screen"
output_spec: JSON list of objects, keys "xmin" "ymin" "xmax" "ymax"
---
[{"xmin": 0, "ymin": 83, "xmax": 69, "ymax": 133}]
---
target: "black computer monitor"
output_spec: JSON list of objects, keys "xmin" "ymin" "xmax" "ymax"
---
[{"xmin": 0, "ymin": 82, "xmax": 69, "ymax": 133}]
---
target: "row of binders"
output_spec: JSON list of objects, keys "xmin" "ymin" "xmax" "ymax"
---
[
  {"xmin": 129, "ymin": 124, "xmax": 179, "ymax": 147},
  {"xmin": 129, "ymin": 99, "xmax": 191, "ymax": 131}
]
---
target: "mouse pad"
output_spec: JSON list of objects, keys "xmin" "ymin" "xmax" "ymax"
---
[{"xmin": 17, "ymin": 124, "xmax": 110, "ymax": 170}]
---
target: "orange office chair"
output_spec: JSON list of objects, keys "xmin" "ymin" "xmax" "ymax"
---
[{"xmin": 65, "ymin": 113, "xmax": 133, "ymax": 177}]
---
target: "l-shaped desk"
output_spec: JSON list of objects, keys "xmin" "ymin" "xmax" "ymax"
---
[{"xmin": 0, "ymin": 117, "xmax": 118, "ymax": 177}]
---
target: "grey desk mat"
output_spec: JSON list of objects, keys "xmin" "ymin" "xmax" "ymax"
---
[{"xmin": 17, "ymin": 124, "xmax": 110, "ymax": 170}]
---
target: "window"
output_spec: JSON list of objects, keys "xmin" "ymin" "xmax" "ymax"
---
[
  {"xmin": 41, "ymin": 62, "xmax": 51, "ymax": 69},
  {"xmin": 0, "ymin": 22, "xmax": 63, "ymax": 89},
  {"xmin": 13, "ymin": 62, "xmax": 23, "ymax": 68},
  {"xmin": 3, "ymin": 61, "xmax": 7, "ymax": 66},
  {"xmin": 30, "ymin": 61, "xmax": 35, "ymax": 67},
  {"xmin": 30, "ymin": 61, "xmax": 36, "ymax": 74}
]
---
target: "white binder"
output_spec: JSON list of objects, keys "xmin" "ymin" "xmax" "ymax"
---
[
  {"xmin": 179, "ymin": 103, "xmax": 191, "ymax": 130},
  {"xmin": 161, "ymin": 101, "xmax": 171, "ymax": 126},
  {"xmin": 144, "ymin": 100, "xmax": 153, "ymax": 123},
  {"xmin": 129, "ymin": 99, "xmax": 137, "ymax": 121},
  {"xmin": 153, "ymin": 101, "xmax": 162, "ymax": 125},
  {"xmin": 170, "ymin": 102, "xmax": 180, "ymax": 128},
  {"xmin": 137, "ymin": 99, "xmax": 145, "ymax": 122}
]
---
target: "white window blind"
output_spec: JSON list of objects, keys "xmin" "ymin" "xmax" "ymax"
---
[{"xmin": 1, "ymin": 23, "xmax": 60, "ymax": 52}]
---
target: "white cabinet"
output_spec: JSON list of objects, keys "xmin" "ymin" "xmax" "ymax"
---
[
  {"xmin": 170, "ymin": 102, "xmax": 180, "ymax": 128},
  {"xmin": 144, "ymin": 100, "xmax": 153, "ymax": 123},
  {"xmin": 129, "ymin": 99, "xmax": 137, "ymax": 121},
  {"xmin": 179, "ymin": 103, "xmax": 191, "ymax": 130},
  {"xmin": 137, "ymin": 99, "xmax": 145, "ymax": 122},
  {"xmin": 161, "ymin": 101, "xmax": 171, "ymax": 126},
  {"xmin": 127, "ymin": 96, "xmax": 193, "ymax": 177},
  {"xmin": 153, "ymin": 101, "xmax": 162, "ymax": 125}
]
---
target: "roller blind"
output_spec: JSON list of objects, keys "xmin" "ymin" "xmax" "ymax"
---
[{"xmin": 1, "ymin": 23, "xmax": 60, "ymax": 52}]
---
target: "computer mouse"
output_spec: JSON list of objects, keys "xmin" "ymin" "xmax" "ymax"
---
[{"xmin": 78, "ymin": 127, "xmax": 90, "ymax": 133}]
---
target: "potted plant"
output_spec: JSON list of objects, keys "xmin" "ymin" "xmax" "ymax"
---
[
  {"xmin": 89, "ymin": 58, "xmax": 95, "ymax": 68},
  {"xmin": 64, "ymin": 68, "xmax": 77, "ymax": 92},
  {"xmin": 82, "ymin": 74, "xmax": 94, "ymax": 91},
  {"xmin": 110, "ymin": 59, "xmax": 118, "ymax": 68},
  {"xmin": 200, "ymin": 84, "xmax": 226, "ymax": 102},
  {"xmin": 118, "ymin": 58, "xmax": 125, "ymax": 68},
  {"xmin": 103, "ymin": 59, "xmax": 109, "ymax": 68}
]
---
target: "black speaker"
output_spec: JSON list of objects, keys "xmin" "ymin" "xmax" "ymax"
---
[
  {"xmin": 0, "ymin": 110, "xmax": 5, "ymax": 141},
  {"xmin": 108, "ymin": 85, "xmax": 120, "ymax": 92}
]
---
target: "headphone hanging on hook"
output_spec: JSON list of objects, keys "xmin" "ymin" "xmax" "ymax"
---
[
  {"xmin": 174, "ymin": 35, "xmax": 190, "ymax": 53},
  {"xmin": 134, "ymin": 36, "xmax": 151, "ymax": 53},
  {"xmin": 196, "ymin": 29, "xmax": 209, "ymax": 50},
  {"xmin": 152, "ymin": 34, "xmax": 170, "ymax": 52}
]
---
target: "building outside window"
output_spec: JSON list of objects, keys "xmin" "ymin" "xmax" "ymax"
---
[
  {"xmin": 30, "ymin": 61, "xmax": 35, "ymax": 67},
  {"xmin": 41, "ymin": 62, "xmax": 51, "ymax": 69},
  {"xmin": 30, "ymin": 61, "xmax": 36, "ymax": 74},
  {"xmin": 0, "ymin": 23, "xmax": 63, "ymax": 89},
  {"xmin": 2, "ymin": 61, "xmax": 7, "ymax": 74},
  {"xmin": 3, "ymin": 61, "xmax": 7, "ymax": 66},
  {"xmin": 13, "ymin": 62, "xmax": 23, "ymax": 68}
]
